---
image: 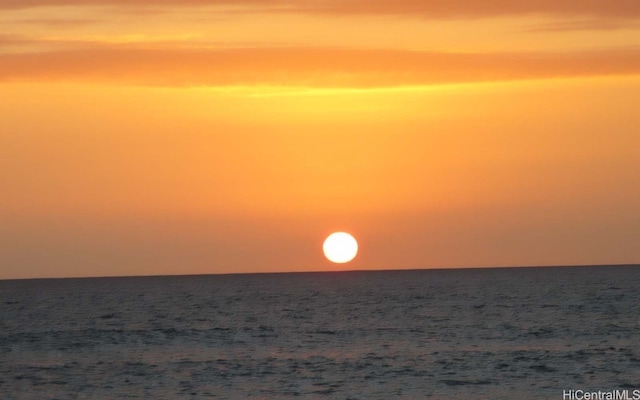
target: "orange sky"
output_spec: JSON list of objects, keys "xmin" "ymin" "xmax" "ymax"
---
[{"xmin": 1, "ymin": 0, "xmax": 639, "ymax": 279}]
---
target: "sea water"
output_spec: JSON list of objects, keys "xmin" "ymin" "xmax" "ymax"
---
[{"xmin": 1, "ymin": 266, "xmax": 639, "ymax": 399}]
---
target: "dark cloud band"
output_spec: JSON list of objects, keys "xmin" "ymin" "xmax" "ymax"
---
[{"xmin": 1, "ymin": 46, "xmax": 639, "ymax": 87}]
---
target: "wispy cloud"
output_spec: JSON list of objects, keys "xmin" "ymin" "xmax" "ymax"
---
[
  {"xmin": 0, "ymin": 34, "xmax": 32, "ymax": 46},
  {"xmin": 1, "ymin": 46, "xmax": 639, "ymax": 87},
  {"xmin": 1, "ymin": 0, "xmax": 639, "ymax": 19},
  {"xmin": 523, "ymin": 18, "xmax": 640, "ymax": 32},
  {"xmin": 285, "ymin": 0, "xmax": 640, "ymax": 19},
  {"xmin": 14, "ymin": 17, "xmax": 103, "ymax": 28}
]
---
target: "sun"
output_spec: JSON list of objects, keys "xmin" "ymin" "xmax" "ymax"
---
[{"xmin": 323, "ymin": 232, "xmax": 358, "ymax": 263}]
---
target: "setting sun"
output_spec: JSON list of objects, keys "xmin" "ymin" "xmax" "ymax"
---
[
  {"xmin": 323, "ymin": 232, "xmax": 358, "ymax": 264},
  {"xmin": 0, "ymin": 0, "xmax": 638, "ymax": 278}
]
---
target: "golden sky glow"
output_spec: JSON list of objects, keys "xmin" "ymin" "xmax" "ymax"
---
[{"xmin": 1, "ymin": 0, "xmax": 639, "ymax": 279}]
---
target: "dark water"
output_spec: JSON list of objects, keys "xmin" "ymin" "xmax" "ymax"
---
[{"xmin": 1, "ymin": 266, "xmax": 639, "ymax": 399}]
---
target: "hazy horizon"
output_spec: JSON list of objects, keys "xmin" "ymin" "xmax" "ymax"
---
[{"xmin": 2, "ymin": 263, "xmax": 639, "ymax": 282}]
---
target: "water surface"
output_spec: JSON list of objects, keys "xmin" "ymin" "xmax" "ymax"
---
[{"xmin": 1, "ymin": 266, "xmax": 639, "ymax": 399}]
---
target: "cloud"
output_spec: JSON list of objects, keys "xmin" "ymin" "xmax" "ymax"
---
[
  {"xmin": 288, "ymin": 0, "xmax": 640, "ymax": 19},
  {"xmin": 1, "ymin": 0, "xmax": 639, "ymax": 19},
  {"xmin": 1, "ymin": 46, "xmax": 639, "ymax": 87},
  {"xmin": 15, "ymin": 17, "xmax": 103, "ymax": 28},
  {"xmin": 0, "ymin": 34, "xmax": 31, "ymax": 46},
  {"xmin": 522, "ymin": 18, "xmax": 640, "ymax": 32}
]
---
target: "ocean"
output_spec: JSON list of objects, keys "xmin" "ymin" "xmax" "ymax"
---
[{"xmin": 1, "ymin": 265, "xmax": 639, "ymax": 399}]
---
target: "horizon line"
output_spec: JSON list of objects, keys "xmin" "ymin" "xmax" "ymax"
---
[{"xmin": 1, "ymin": 263, "xmax": 638, "ymax": 282}]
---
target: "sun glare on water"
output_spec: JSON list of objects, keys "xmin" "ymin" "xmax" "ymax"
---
[{"xmin": 323, "ymin": 232, "xmax": 358, "ymax": 264}]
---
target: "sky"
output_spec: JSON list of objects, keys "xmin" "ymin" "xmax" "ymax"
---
[{"xmin": 1, "ymin": 0, "xmax": 639, "ymax": 279}]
